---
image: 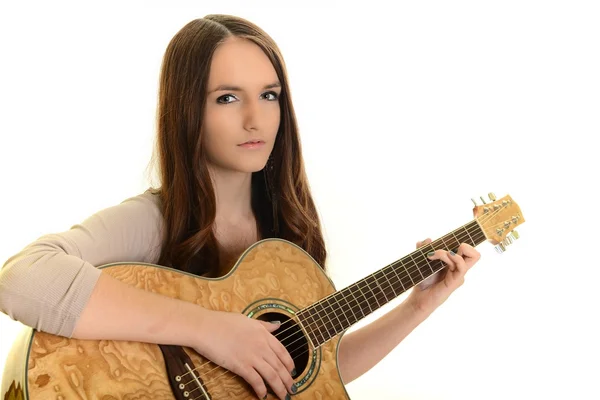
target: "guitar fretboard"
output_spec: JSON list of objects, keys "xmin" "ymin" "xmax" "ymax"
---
[{"xmin": 296, "ymin": 219, "xmax": 485, "ymax": 347}]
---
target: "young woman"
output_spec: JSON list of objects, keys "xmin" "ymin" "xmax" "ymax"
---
[{"xmin": 0, "ymin": 14, "xmax": 480, "ymax": 400}]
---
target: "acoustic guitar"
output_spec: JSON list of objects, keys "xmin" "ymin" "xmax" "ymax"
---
[{"xmin": 2, "ymin": 193, "xmax": 524, "ymax": 399}]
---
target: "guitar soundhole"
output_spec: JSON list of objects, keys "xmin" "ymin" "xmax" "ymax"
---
[{"xmin": 256, "ymin": 312, "xmax": 310, "ymax": 378}]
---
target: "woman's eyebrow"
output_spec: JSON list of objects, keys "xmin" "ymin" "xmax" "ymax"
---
[{"xmin": 209, "ymin": 82, "xmax": 281, "ymax": 93}]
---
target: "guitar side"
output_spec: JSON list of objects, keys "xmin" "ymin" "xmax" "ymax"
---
[{"xmin": 2, "ymin": 238, "xmax": 351, "ymax": 399}]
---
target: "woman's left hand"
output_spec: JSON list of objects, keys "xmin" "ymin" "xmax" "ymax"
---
[{"xmin": 406, "ymin": 238, "xmax": 481, "ymax": 315}]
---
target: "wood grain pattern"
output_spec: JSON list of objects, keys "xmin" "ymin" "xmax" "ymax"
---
[{"xmin": 2, "ymin": 239, "xmax": 351, "ymax": 399}]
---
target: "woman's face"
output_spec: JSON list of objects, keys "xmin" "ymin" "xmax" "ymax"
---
[{"xmin": 203, "ymin": 36, "xmax": 281, "ymax": 175}]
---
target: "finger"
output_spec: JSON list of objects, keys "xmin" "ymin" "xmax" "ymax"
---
[
  {"xmin": 238, "ymin": 366, "xmax": 268, "ymax": 400},
  {"xmin": 416, "ymin": 238, "xmax": 432, "ymax": 248},
  {"xmin": 260, "ymin": 320, "xmax": 282, "ymax": 333},
  {"xmin": 427, "ymin": 249, "xmax": 456, "ymax": 271},
  {"xmin": 269, "ymin": 333, "xmax": 296, "ymax": 378},
  {"xmin": 254, "ymin": 360, "xmax": 287, "ymax": 400},
  {"xmin": 457, "ymin": 243, "xmax": 481, "ymax": 266},
  {"xmin": 447, "ymin": 250, "xmax": 467, "ymax": 274},
  {"xmin": 264, "ymin": 350, "xmax": 295, "ymax": 397}
]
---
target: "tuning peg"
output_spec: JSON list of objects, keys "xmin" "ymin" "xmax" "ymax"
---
[
  {"xmin": 511, "ymin": 230, "xmax": 520, "ymax": 239},
  {"xmin": 494, "ymin": 242, "xmax": 506, "ymax": 254},
  {"xmin": 471, "ymin": 198, "xmax": 478, "ymax": 206},
  {"xmin": 480, "ymin": 196, "xmax": 487, "ymax": 204},
  {"xmin": 488, "ymin": 192, "xmax": 497, "ymax": 201}
]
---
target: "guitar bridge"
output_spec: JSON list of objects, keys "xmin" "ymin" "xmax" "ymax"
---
[
  {"xmin": 184, "ymin": 363, "xmax": 210, "ymax": 400},
  {"xmin": 159, "ymin": 344, "xmax": 212, "ymax": 400}
]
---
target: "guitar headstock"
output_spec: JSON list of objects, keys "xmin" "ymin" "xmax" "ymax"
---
[{"xmin": 472, "ymin": 193, "xmax": 525, "ymax": 253}]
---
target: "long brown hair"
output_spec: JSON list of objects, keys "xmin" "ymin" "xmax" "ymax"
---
[{"xmin": 151, "ymin": 14, "xmax": 326, "ymax": 277}]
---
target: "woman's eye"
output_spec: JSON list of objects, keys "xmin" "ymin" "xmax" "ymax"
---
[
  {"xmin": 217, "ymin": 91, "xmax": 278, "ymax": 104},
  {"xmin": 217, "ymin": 94, "xmax": 237, "ymax": 104},
  {"xmin": 263, "ymin": 91, "xmax": 279, "ymax": 101}
]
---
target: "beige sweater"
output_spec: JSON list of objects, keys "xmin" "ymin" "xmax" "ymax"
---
[{"xmin": 0, "ymin": 189, "xmax": 163, "ymax": 337}]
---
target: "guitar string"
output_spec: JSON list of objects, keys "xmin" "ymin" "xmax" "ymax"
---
[
  {"xmin": 180, "ymin": 206, "xmax": 514, "ymax": 396},
  {"xmin": 180, "ymin": 205, "xmax": 512, "ymax": 396},
  {"xmin": 184, "ymin": 205, "xmax": 514, "ymax": 383},
  {"xmin": 249, "ymin": 228, "xmax": 490, "ymax": 364},
  {"xmin": 182, "ymin": 226, "xmax": 489, "ymax": 398},
  {"xmin": 185, "ymin": 230, "xmax": 489, "ymax": 400},
  {"xmin": 295, "ymin": 205, "xmax": 518, "ymax": 329},
  {"xmin": 184, "ymin": 228, "xmax": 492, "ymax": 400},
  {"xmin": 179, "ymin": 205, "xmax": 512, "ymax": 394},
  {"xmin": 294, "ymin": 225, "xmax": 484, "ymax": 343}
]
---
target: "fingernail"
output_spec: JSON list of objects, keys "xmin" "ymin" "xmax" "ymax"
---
[
  {"xmin": 291, "ymin": 368, "xmax": 296, "ymax": 376},
  {"xmin": 427, "ymin": 251, "xmax": 435, "ymax": 257},
  {"xmin": 285, "ymin": 395, "xmax": 291, "ymax": 400},
  {"xmin": 291, "ymin": 384, "xmax": 297, "ymax": 393},
  {"xmin": 449, "ymin": 250, "xmax": 456, "ymax": 256}
]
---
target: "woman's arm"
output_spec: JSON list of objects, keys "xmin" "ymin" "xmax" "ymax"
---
[
  {"xmin": 337, "ymin": 296, "xmax": 431, "ymax": 384},
  {"xmin": 337, "ymin": 239, "xmax": 481, "ymax": 383},
  {"xmin": 0, "ymin": 191, "xmax": 296, "ymax": 400},
  {"xmin": 0, "ymin": 191, "xmax": 163, "ymax": 336}
]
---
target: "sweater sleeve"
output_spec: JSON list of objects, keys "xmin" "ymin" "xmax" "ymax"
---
[{"xmin": 0, "ymin": 189, "xmax": 163, "ymax": 337}]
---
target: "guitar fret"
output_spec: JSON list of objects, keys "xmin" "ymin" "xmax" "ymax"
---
[
  {"xmin": 348, "ymin": 286, "xmax": 366, "ymax": 320},
  {"xmin": 329, "ymin": 300, "xmax": 343, "ymax": 338},
  {"xmin": 409, "ymin": 252, "xmax": 425, "ymax": 281},
  {"xmin": 464, "ymin": 225, "xmax": 475, "ymax": 246},
  {"xmin": 403, "ymin": 260, "xmax": 416, "ymax": 286},
  {"xmin": 371, "ymin": 272, "xmax": 389, "ymax": 303},
  {"xmin": 376, "ymin": 269, "xmax": 397, "ymax": 300},
  {"xmin": 410, "ymin": 259, "xmax": 424, "ymax": 285},
  {"xmin": 345, "ymin": 287, "xmax": 363, "ymax": 322},
  {"xmin": 353, "ymin": 282, "xmax": 373, "ymax": 315},
  {"xmin": 450, "ymin": 231, "xmax": 460, "ymax": 248},
  {"xmin": 366, "ymin": 275, "xmax": 387, "ymax": 306},
  {"xmin": 298, "ymin": 219, "xmax": 491, "ymax": 348},
  {"xmin": 439, "ymin": 234, "xmax": 452, "ymax": 252},
  {"xmin": 332, "ymin": 292, "xmax": 350, "ymax": 329},
  {"xmin": 312, "ymin": 306, "xmax": 329, "ymax": 344},
  {"xmin": 362, "ymin": 277, "xmax": 381, "ymax": 311},
  {"xmin": 415, "ymin": 250, "xmax": 435, "ymax": 279},
  {"xmin": 450, "ymin": 232, "xmax": 459, "ymax": 248},
  {"xmin": 304, "ymin": 311, "xmax": 324, "ymax": 345},
  {"xmin": 340, "ymin": 290, "xmax": 359, "ymax": 326},
  {"xmin": 387, "ymin": 264, "xmax": 406, "ymax": 294},
  {"xmin": 314, "ymin": 302, "xmax": 331, "ymax": 341},
  {"xmin": 450, "ymin": 232, "xmax": 460, "ymax": 250},
  {"xmin": 423, "ymin": 252, "xmax": 436, "ymax": 275},
  {"xmin": 397, "ymin": 260, "xmax": 414, "ymax": 289}
]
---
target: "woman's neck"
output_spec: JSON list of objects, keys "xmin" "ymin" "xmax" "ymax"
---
[{"xmin": 209, "ymin": 166, "xmax": 254, "ymax": 224}]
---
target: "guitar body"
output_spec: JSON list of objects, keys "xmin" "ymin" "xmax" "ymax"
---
[{"xmin": 2, "ymin": 239, "xmax": 350, "ymax": 399}]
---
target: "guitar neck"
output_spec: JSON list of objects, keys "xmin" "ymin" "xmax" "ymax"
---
[{"xmin": 297, "ymin": 219, "xmax": 486, "ymax": 347}]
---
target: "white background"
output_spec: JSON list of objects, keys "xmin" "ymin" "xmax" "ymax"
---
[{"xmin": 1, "ymin": 1, "xmax": 598, "ymax": 399}]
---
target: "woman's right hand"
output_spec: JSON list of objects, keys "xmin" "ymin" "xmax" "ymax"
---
[{"xmin": 193, "ymin": 309, "xmax": 296, "ymax": 400}]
